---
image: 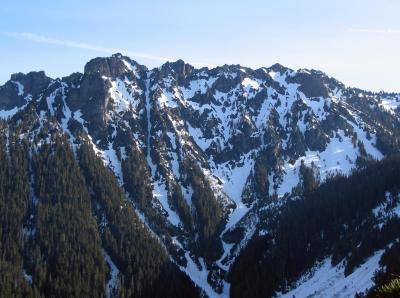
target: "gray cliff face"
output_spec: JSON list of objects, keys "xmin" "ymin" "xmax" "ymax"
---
[{"xmin": 0, "ymin": 71, "xmax": 52, "ymax": 110}]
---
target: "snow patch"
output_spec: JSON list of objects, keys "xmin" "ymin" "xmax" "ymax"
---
[
  {"xmin": 12, "ymin": 81, "xmax": 24, "ymax": 95},
  {"xmin": 278, "ymin": 250, "xmax": 384, "ymax": 298},
  {"xmin": 213, "ymin": 151, "xmax": 255, "ymax": 203},
  {"xmin": 102, "ymin": 143, "xmax": 123, "ymax": 183},
  {"xmin": 108, "ymin": 78, "xmax": 142, "ymax": 114},
  {"xmin": 122, "ymin": 59, "xmax": 140, "ymax": 78},
  {"xmin": 104, "ymin": 251, "xmax": 119, "ymax": 298},
  {"xmin": 180, "ymin": 252, "xmax": 222, "ymax": 298},
  {"xmin": 379, "ymin": 97, "xmax": 400, "ymax": 114},
  {"xmin": 181, "ymin": 77, "xmax": 217, "ymax": 99},
  {"xmin": 274, "ymin": 130, "xmax": 365, "ymax": 197},
  {"xmin": 241, "ymin": 77, "xmax": 260, "ymax": 90},
  {"xmin": 0, "ymin": 103, "xmax": 28, "ymax": 119},
  {"xmin": 23, "ymin": 270, "xmax": 33, "ymax": 284},
  {"xmin": 152, "ymin": 180, "xmax": 181, "ymax": 226}
]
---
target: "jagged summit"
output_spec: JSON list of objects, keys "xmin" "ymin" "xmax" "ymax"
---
[
  {"xmin": 84, "ymin": 53, "xmax": 147, "ymax": 78},
  {"xmin": 266, "ymin": 62, "xmax": 292, "ymax": 73},
  {"xmin": 0, "ymin": 54, "xmax": 354, "ymax": 103},
  {"xmin": 159, "ymin": 59, "xmax": 195, "ymax": 84},
  {"xmin": 0, "ymin": 71, "xmax": 52, "ymax": 110},
  {"xmin": 9, "ymin": 70, "xmax": 52, "ymax": 93}
]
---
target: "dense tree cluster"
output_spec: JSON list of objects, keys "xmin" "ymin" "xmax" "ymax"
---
[
  {"xmin": 29, "ymin": 137, "xmax": 106, "ymax": 297},
  {"xmin": 169, "ymin": 182, "xmax": 194, "ymax": 231},
  {"xmin": 298, "ymin": 160, "xmax": 320, "ymax": 193},
  {"xmin": 121, "ymin": 144, "xmax": 153, "ymax": 211},
  {"xmin": 0, "ymin": 120, "xmax": 198, "ymax": 297},
  {"xmin": 181, "ymin": 158, "xmax": 224, "ymax": 262},
  {"xmin": 0, "ymin": 121, "xmax": 34, "ymax": 297}
]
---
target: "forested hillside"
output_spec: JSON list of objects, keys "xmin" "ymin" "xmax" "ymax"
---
[{"xmin": 0, "ymin": 119, "xmax": 198, "ymax": 298}]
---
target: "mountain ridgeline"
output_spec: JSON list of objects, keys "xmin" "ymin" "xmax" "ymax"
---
[{"xmin": 0, "ymin": 53, "xmax": 399, "ymax": 297}]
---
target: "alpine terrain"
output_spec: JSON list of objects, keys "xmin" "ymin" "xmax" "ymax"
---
[{"xmin": 0, "ymin": 53, "xmax": 400, "ymax": 298}]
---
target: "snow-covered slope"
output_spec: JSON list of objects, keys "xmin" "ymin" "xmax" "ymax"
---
[
  {"xmin": 277, "ymin": 250, "xmax": 385, "ymax": 298},
  {"xmin": 1, "ymin": 54, "xmax": 399, "ymax": 297}
]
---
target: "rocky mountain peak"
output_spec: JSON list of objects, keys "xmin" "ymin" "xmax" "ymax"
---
[
  {"xmin": 267, "ymin": 62, "xmax": 292, "ymax": 74},
  {"xmin": 0, "ymin": 71, "xmax": 52, "ymax": 110},
  {"xmin": 159, "ymin": 59, "xmax": 195, "ymax": 85},
  {"xmin": 84, "ymin": 53, "xmax": 147, "ymax": 80},
  {"xmin": 287, "ymin": 71, "xmax": 330, "ymax": 98},
  {"xmin": 10, "ymin": 71, "xmax": 52, "ymax": 94}
]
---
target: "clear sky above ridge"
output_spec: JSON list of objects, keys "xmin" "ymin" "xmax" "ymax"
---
[{"xmin": 1, "ymin": 0, "xmax": 399, "ymax": 92}]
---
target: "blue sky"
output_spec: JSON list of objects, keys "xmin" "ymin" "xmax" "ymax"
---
[{"xmin": 1, "ymin": 0, "xmax": 399, "ymax": 91}]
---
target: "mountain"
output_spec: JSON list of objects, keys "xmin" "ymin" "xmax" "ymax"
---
[{"xmin": 0, "ymin": 53, "xmax": 399, "ymax": 297}]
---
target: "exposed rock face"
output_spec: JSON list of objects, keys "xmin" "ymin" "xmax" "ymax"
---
[
  {"xmin": 11, "ymin": 71, "xmax": 52, "ymax": 95},
  {"xmin": 66, "ymin": 71, "xmax": 112, "ymax": 141},
  {"xmin": 0, "ymin": 71, "xmax": 52, "ymax": 110},
  {"xmin": 1, "ymin": 54, "xmax": 399, "ymax": 296},
  {"xmin": 160, "ymin": 59, "xmax": 194, "ymax": 85},
  {"xmin": 287, "ymin": 71, "xmax": 330, "ymax": 98}
]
